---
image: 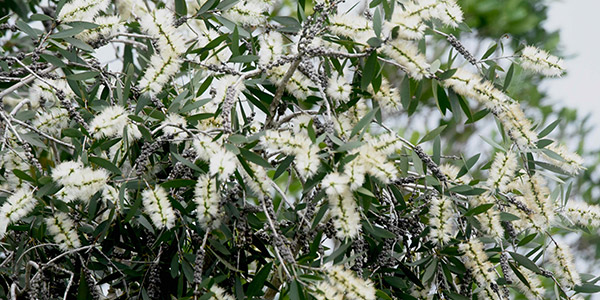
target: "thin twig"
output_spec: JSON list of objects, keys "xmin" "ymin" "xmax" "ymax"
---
[{"xmin": 0, "ymin": 66, "xmax": 57, "ymax": 99}]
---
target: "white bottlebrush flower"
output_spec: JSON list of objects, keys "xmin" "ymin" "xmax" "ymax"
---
[
  {"xmin": 0, "ymin": 188, "xmax": 36, "ymax": 237},
  {"xmin": 433, "ymin": 0, "xmax": 464, "ymax": 28},
  {"xmin": 222, "ymin": 0, "xmax": 267, "ymax": 26},
  {"xmin": 382, "ymin": 40, "xmax": 431, "ymax": 80},
  {"xmin": 295, "ymin": 145, "xmax": 321, "ymax": 179},
  {"xmin": 487, "ymin": 151, "xmax": 518, "ymax": 192},
  {"xmin": 53, "ymin": 161, "xmax": 108, "ymax": 203},
  {"xmin": 33, "ymin": 108, "xmax": 70, "ymax": 136},
  {"xmin": 102, "ymin": 184, "xmax": 126, "ymax": 213},
  {"xmin": 334, "ymin": 99, "xmax": 368, "ymax": 138},
  {"xmin": 268, "ymin": 66, "xmax": 315, "ymax": 100},
  {"xmin": 478, "ymin": 286, "xmax": 501, "ymax": 300},
  {"xmin": 89, "ymin": 105, "xmax": 130, "ymax": 139},
  {"xmin": 439, "ymin": 163, "xmax": 471, "ymax": 185},
  {"xmin": 428, "ymin": 196, "xmax": 454, "ymax": 245},
  {"xmin": 193, "ymin": 135, "xmax": 222, "ymax": 161},
  {"xmin": 209, "ymin": 150, "xmax": 238, "ymax": 181},
  {"xmin": 369, "ymin": 133, "xmax": 403, "ymax": 156},
  {"xmin": 386, "ymin": 10, "xmax": 426, "ymax": 40},
  {"xmin": 161, "ymin": 113, "xmax": 188, "ymax": 140},
  {"xmin": 369, "ymin": 78, "xmax": 402, "ymax": 112},
  {"xmin": 322, "ymin": 172, "xmax": 351, "ymax": 196},
  {"xmin": 140, "ymin": 8, "xmax": 186, "ymax": 56},
  {"xmin": 240, "ymin": 163, "xmax": 273, "ymax": 199},
  {"xmin": 138, "ymin": 53, "xmax": 182, "ymax": 95},
  {"xmin": 261, "ymin": 130, "xmax": 321, "ymax": 179},
  {"xmin": 51, "ymin": 161, "xmax": 83, "ymax": 182},
  {"xmin": 292, "ymin": 114, "xmax": 313, "ymax": 134},
  {"xmin": 328, "ymin": 13, "xmax": 375, "ymax": 44},
  {"xmin": 497, "ymin": 103, "xmax": 538, "ymax": 148},
  {"xmin": 58, "ymin": 0, "xmax": 109, "ymax": 22},
  {"xmin": 212, "ymin": 75, "xmax": 242, "ymax": 104},
  {"xmin": 325, "ymin": 265, "xmax": 376, "ymax": 300},
  {"xmin": 563, "ymin": 201, "xmax": 600, "ymax": 227},
  {"xmin": 459, "ymin": 239, "xmax": 497, "ymax": 286},
  {"xmin": 0, "ymin": 149, "xmax": 31, "ymax": 190},
  {"xmin": 402, "ymin": 0, "xmax": 437, "ymax": 19},
  {"xmin": 29, "ymin": 78, "xmax": 73, "ymax": 107},
  {"xmin": 542, "ymin": 143, "xmax": 585, "ymax": 175},
  {"xmin": 442, "ymin": 68, "xmax": 482, "ymax": 100},
  {"xmin": 208, "ymin": 285, "xmax": 235, "ymax": 300},
  {"xmin": 326, "ymin": 76, "xmax": 352, "ymax": 102},
  {"xmin": 471, "ymin": 196, "xmax": 504, "ymax": 239},
  {"xmin": 46, "ymin": 212, "xmax": 81, "ymax": 251},
  {"xmin": 470, "ymin": 79, "xmax": 509, "ymax": 113},
  {"xmin": 194, "ymin": 174, "xmax": 222, "ymax": 230},
  {"xmin": 548, "ymin": 241, "xmax": 580, "ymax": 288},
  {"xmin": 352, "ymin": 145, "xmax": 398, "ymax": 184},
  {"xmin": 329, "ymin": 190, "xmax": 362, "ymax": 239},
  {"xmin": 510, "ymin": 173, "xmax": 553, "ymax": 229},
  {"xmin": 142, "ymin": 186, "xmax": 176, "ymax": 230},
  {"xmin": 116, "ymin": 0, "xmax": 146, "ymax": 21},
  {"xmin": 258, "ymin": 31, "xmax": 285, "ymax": 65},
  {"xmin": 343, "ymin": 159, "xmax": 367, "ymax": 191},
  {"xmin": 520, "ymin": 46, "xmax": 565, "ymax": 77},
  {"xmin": 196, "ymin": 28, "xmax": 232, "ymax": 65},
  {"xmin": 513, "ymin": 266, "xmax": 544, "ymax": 300},
  {"xmin": 410, "ymin": 286, "xmax": 432, "ymax": 300},
  {"xmin": 76, "ymin": 15, "xmax": 123, "ymax": 42},
  {"xmin": 313, "ymin": 280, "xmax": 344, "ymax": 300}
]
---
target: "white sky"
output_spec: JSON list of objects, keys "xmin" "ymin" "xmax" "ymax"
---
[{"xmin": 543, "ymin": 0, "xmax": 600, "ymax": 126}]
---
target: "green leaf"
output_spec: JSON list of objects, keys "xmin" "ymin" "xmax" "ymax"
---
[
  {"xmin": 351, "ymin": 108, "xmax": 378, "ymax": 137},
  {"xmin": 247, "ymin": 263, "xmax": 272, "ymax": 296},
  {"xmin": 335, "ymin": 141, "xmax": 363, "ymax": 152},
  {"xmin": 574, "ymin": 283, "xmax": 600, "ymax": 293},
  {"xmin": 30, "ymin": 13, "xmax": 53, "ymax": 21},
  {"xmin": 16, "ymin": 20, "xmax": 38, "ymax": 38},
  {"xmin": 13, "ymin": 169, "xmax": 34, "ymax": 182},
  {"xmin": 504, "ymin": 63, "xmax": 515, "ymax": 90},
  {"xmin": 481, "ymin": 43, "xmax": 498, "ymax": 60},
  {"xmin": 161, "ymin": 179, "xmax": 196, "ymax": 188},
  {"xmin": 62, "ymin": 37, "xmax": 94, "ymax": 51},
  {"xmin": 167, "ymin": 90, "xmax": 189, "ymax": 113},
  {"xmin": 39, "ymin": 53, "xmax": 65, "ymax": 68},
  {"xmin": 197, "ymin": 0, "xmax": 218, "ymax": 15},
  {"xmin": 273, "ymin": 155, "xmax": 294, "ymax": 180},
  {"xmin": 397, "ymin": 263, "xmax": 424, "ymax": 288},
  {"xmin": 172, "ymin": 152, "xmax": 202, "ymax": 172},
  {"xmin": 67, "ymin": 71, "xmax": 99, "ymax": 81},
  {"xmin": 464, "ymin": 203, "xmax": 494, "ymax": 216},
  {"xmin": 373, "ymin": 8, "xmax": 382, "ymax": 37},
  {"xmin": 229, "ymin": 55, "xmax": 259, "ymax": 63},
  {"xmin": 289, "ymin": 280, "xmax": 305, "ymax": 300},
  {"xmin": 174, "ymin": 0, "xmax": 187, "ymax": 15},
  {"xmin": 419, "ymin": 125, "xmax": 447, "ymax": 144},
  {"xmin": 239, "ymin": 148, "xmax": 272, "ymax": 169},
  {"xmin": 517, "ymin": 233, "xmax": 537, "ymax": 247},
  {"xmin": 509, "ymin": 252, "xmax": 541, "ymax": 274},
  {"xmin": 51, "ymin": 26, "xmax": 87, "ymax": 39},
  {"xmin": 88, "ymin": 156, "xmax": 121, "ymax": 175},
  {"xmin": 361, "ymin": 52, "xmax": 378, "ymax": 91},
  {"xmin": 500, "ymin": 212, "xmax": 520, "ymax": 221},
  {"xmin": 272, "ymin": 16, "xmax": 301, "ymax": 33},
  {"xmin": 457, "ymin": 153, "xmax": 480, "ymax": 178},
  {"xmin": 538, "ymin": 119, "xmax": 561, "ymax": 139},
  {"xmin": 438, "ymin": 68, "xmax": 457, "ymax": 80},
  {"xmin": 423, "ymin": 258, "xmax": 438, "ymax": 283}
]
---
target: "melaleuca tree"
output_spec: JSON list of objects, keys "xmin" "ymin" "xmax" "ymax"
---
[{"xmin": 0, "ymin": 0, "xmax": 597, "ymax": 299}]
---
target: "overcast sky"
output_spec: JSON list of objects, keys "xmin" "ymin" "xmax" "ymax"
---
[{"xmin": 543, "ymin": 0, "xmax": 600, "ymax": 127}]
